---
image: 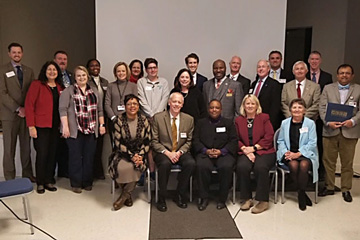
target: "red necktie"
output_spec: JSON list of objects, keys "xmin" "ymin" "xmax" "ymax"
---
[
  {"xmin": 297, "ymin": 83, "xmax": 301, "ymax": 98},
  {"xmin": 216, "ymin": 80, "xmax": 221, "ymax": 89},
  {"xmin": 254, "ymin": 79, "xmax": 263, "ymax": 97}
]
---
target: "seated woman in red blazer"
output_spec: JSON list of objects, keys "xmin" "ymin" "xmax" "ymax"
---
[
  {"xmin": 235, "ymin": 94, "xmax": 275, "ymax": 214},
  {"xmin": 25, "ymin": 61, "xmax": 64, "ymax": 194}
]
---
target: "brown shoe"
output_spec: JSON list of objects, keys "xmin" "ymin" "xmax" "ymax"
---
[
  {"xmin": 29, "ymin": 176, "xmax": 36, "ymax": 183},
  {"xmin": 72, "ymin": 187, "xmax": 82, "ymax": 194},
  {"xmin": 113, "ymin": 195, "xmax": 127, "ymax": 211},
  {"xmin": 124, "ymin": 196, "xmax": 133, "ymax": 207},
  {"xmin": 251, "ymin": 201, "xmax": 269, "ymax": 214},
  {"xmin": 240, "ymin": 199, "xmax": 253, "ymax": 211}
]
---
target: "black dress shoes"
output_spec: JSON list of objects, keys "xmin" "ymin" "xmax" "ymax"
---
[
  {"xmin": 342, "ymin": 191, "xmax": 352, "ymax": 202},
  {"xmin": 197, "ymin": 198, "xmax": 209, "ymax": 211},
  {"xmin": 173, "ymin": 195, "xmax": 187, "ymax": 209},
  {"xmin": 318, "ymin": 188, "xmax": 335, "ymax": 197},
  {"xmin": 304, "ymin": 192, "xmax": 312, "ymax": 206},
  {"xmin": 298, "ymin": 190, "xmax": 306, "ymax": 211},
  {"xmin": 157, "ymin": 198, "xmax": 167, "ymax": 212},
  {"xmin": 216, "ymin": 202, "xmax": 226, "ymax": 210},
  {"xmin": 37, "ymin": 185, "xmax": 45, "ymax": 194},
  {"xmin": 44, "ymin": 184, "xmax": 57, "ymax": 192}
]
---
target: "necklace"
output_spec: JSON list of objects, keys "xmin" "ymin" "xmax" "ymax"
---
[{"xmin": 247, "ymin": 118, "xmax": 254, "ymax": 128}]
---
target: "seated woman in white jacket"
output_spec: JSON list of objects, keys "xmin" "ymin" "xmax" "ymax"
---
[{"xmin": 277, "ymin": 98, "xmax": 319, "ymax": 211}]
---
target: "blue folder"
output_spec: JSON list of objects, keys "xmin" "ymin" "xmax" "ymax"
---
[{"xmin": 325, "ymin": 102, "xmax": 354, "ymax": 122}]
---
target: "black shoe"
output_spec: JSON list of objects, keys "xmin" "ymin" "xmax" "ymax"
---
[
  {"xmin": 44, "ymin": 184, "xmax": 57, "ymax": 192},
  {"xmin": 197, "ymin": 198, "xmax": 209, "ymax": 211},
  {"xmin": 124, "ymin": 196, "xmax": 133, "ymax": 207},
  {"xmin": 37, "ymin": 185, "xmax": 45, "ymax": 194},
  {"xmin": 157, "ymin": 198, "xmax": 167, "ymax": 212},
  {"xmin": 342, "ymin": 191, "xmax": 352, "ymax": 202},
  {"xmin": 304, "ymin": 193, "xmax": 312, "ymax": 206},
  {"xmin": 173, "ymin": 195, "xmax": 187, "ymax": 209},
  {"xmin": 334, "ymin": 186, "xmax": 341, "ymax": 192},
  {"xmin": 29, "ymin": 176, "xmax": 36, "ymax": 183},
  {"xmin": 318, "ymin": 188, "xmax": 335, "ymax": 197},
  {"xmin": 298, "ymin": 191, "xmax": 306, "ymax": 211},
  {"xmin": 216, "ymin": 202, "xmax": 226, "ymax": 210}
]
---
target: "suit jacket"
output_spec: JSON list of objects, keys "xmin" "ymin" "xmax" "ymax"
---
[
  {"xmin": 195, "ymin": 73, "xmax": 208, "ymax": 92},
  {"xmin": 281, "ymin": 79, "xmax": 321, "ymax": 120},
  {"xmin": 235, "ymin": 113, "xmax": 275, "ymax": 156},
  {"xmin": 192, "ymin": 117, "xmax": 237, "ymax": 156},
  {"xmin": 227, "ymin": 73, "xmax": 250, "ymax": 94},
  {"xmin": 203, "ymin": 77, "xmax": 243, "ymax": 120},
  {"xmin": 88, "ymin": 76, "xmax": 109, "ymax": 94},
  {"xmin": 250, "ymin": 77, "xmax": 282, "ymax": 130},
  {"xmin": 0, "ymin": 62, "xmax": 34, "ymax": 121},
  {"xmin": 306, "ymin": 69, "xmax": 333, "ymax": 92},
  {"xmin": 276, "ymin": 117, "xmax": 319, "ymax": 182},
  {"xmin": 319, "ymin": 82, "xmax": 360, "ymax": 139},
  {"xmin": 151, "ymin": 111, "xmax": 194, "ymax": 154}
]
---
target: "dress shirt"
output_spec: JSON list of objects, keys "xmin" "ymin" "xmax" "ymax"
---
[
  {"xmin": 215, "ymin": 76, "xmax": 226, "ymax": 88},
  {"xmin": 92, "ymin": 76, "xmax": 103, "ymax": 99},
  {"xmin": 295, "ymin": 79, "xmax": 306, "ymax": 96},
  {"xmin": 338, "ymin": 83, "xmax": 350, "ymax": 104},
  {"xmin": 310, "ymin": 70, "xmax": 320, "ymax": 84},
  {"xmin": 193, "ymin": 72, "xmax": 197, "ymax": 85},
  {"xmin": 253, "ymin": 76, "xmax": 268, "ymax": 94},
  {"xmin": 11, "ymin": 61, "xmax": 22, "ymax": 71},
  {"xmin": 229, "ymin": 73, "xmax": 239, "ymax": 81},
  {"xmin": 170, "ymin": 112, "xmax": 180, "ymax": 142},
  {"xmin": 270, "ymin": 69, "xmax": 280, "ymax": 80}
]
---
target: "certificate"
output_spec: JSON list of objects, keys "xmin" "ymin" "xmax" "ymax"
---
[{"xmin": 325, "ymin": 102, "xmax": 354, "ymax": 122}]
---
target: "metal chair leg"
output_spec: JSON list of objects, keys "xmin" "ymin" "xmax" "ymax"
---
[
  {"xmin": 232, "ymin": 171, "xmax": 236, "ymax": 204},
  {"xmin": 189, "ymin": 176, "xmax": 193, "ymax": 202},
  {"xmin": 274, "ymin": 171, "xmax": 278, "ymax": 204},
  {"xmin": 155, "ymin": 169, "xmax": 159, "ymax": 203},
  {"xmin": 315, "ymin": 180, "xmax": 318, "ymax": 204},
  {"xmin": 281, "ymin": 169, "xmax": 286, "ymax": 204},
  {"xmin": 147, "ymin": 168, "xmax": 151, "ymax": 203},
  {"xmin": 24, "ymin": 196, "xmax": 34, "ymax": 234}
]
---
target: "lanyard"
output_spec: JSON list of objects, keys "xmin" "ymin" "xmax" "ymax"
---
[{"xmin": 116, "ymin": 80, "xmax": 128, "ymax": 103}]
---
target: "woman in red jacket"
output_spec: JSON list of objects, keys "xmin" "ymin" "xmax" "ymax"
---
[
  {"xmin": 235, "ymin": 94, "xmax": 276, "ymax": 214},
  {"xmin": 25, "ymin": 61, "xmax": 63, "ymax": 194}
]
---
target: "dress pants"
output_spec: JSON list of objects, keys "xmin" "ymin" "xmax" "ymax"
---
[
  {"xmin": 237, "ymin": 153, "xmax": 276, "ymax": 201},
  {"xmin": 2, "ymin": 118, "xmax": 33, "ymax": 180},
  {"xmin": 33, "ymin": 127, "xmax": 60, "ymax": 185},
  {"xmin": 66, "ymin": 132, "xmax": 97, "ymax": 188},
  {"xmin": 154, "ymin": 152, "xmax": 195, "ymax": 199},
  {"xmin": 196, "ymin": 154, "xmax": 235, "ymax": 203},
  {"xmin": 323, "ymin": 133, "xmax": 358, "ymax": 192},
  {"xmin": 316, "ymin": 118, "xmax": 325, "ymax": 179},
  {"xmin": 93, "ymin": 133, "xmax": 105, "ymax": 178},
  {"xmin": 55, "ymin": 137, "xmax": 69, "ymax": 177}
]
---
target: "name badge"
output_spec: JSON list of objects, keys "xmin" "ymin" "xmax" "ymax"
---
[
  {"xmin": 180, "ymin": 133, "xmax": 187, "ymax": 138},
  {"xmin": 145, "ymin": 86, "xmax": 152, "ymax": 91},
  {"xmin": 279, "ymin": 78, "xmax": 286, "ymax": 84},
  {"xmin": 348, "ymin": 101, "xmax": 357, "ymax": 107},
  {"xmin": 216, "ymin": 127, "xmax": 226, "ymax": 133},
  {"xmin": 117, "ymin": 105, "xmax": 125, "ymax": 111},
  {"xmin": 299, "ymin": 127, "xmax": 308, "ymax": 134},
  {"xmin": 249, "ymin": 89, "xmax": 253, "ymax": 94},
  {"xmin": 226, "ymin": 93, "xmax": 233, "ymax": 97},
  {"xmin": 6, "ymin": 71, "xmax": 15, "ymax": 78}
]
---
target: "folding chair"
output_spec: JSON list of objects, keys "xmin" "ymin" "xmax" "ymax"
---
[{"xmin": 0, "ymin": 178, "xmax": 34, "ymax": 234}]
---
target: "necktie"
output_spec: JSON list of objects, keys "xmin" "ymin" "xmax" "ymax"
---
[
  {"xmin": 216, "ymin": 80, "xmax": 221, "ymax": 89},
  {"xmin": 297, "ymin": 83, "xmax": 301, "ymax": 98},
  {"xmin": 171, "ymin": 117, "xmax": 178, "ymax": 152},
  {"xmin": 16, "ymin": 66, "xmax": 23, "ymax": 88},
  {"xmin": 272, "ymin": 71, "xmax": 277, "ymax": 80},
  {"xmin": 230, "ymin": 75, "xmax": 235, "ymax": 80},
  {"xmin": 312, "ymin": 72, "xmax": 316, "ymax": 82},
  {"xmin": 62, "ymin": 73, "xmax": 70, "ymax": 88},
  {"xmin": 254, "ymin": 79, "xmax": 263, "ymax": 97},
  {"xmin": 339, "ymin": 85, "xmax": 350, "ymax": 90}
]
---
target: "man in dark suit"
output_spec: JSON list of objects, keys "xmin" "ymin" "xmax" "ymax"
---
[
  {"xmin": 53, "ymin": 50, "xmax": 74, "ymax": 178},
  {"xmin": 250, "ymin": 60, "xmax": 282, "ymax": 131},
  {"xmin": 306, "ymin": 50, "xmax": 333, "ymax": 180},
  {"xmin": 0, "ymin": 42, "xmax": 35, "ymax": 181},
  {"xmin": 227, "ymin": 56, "xmax": 251, "ymax": 94},
  {"xmin": 203, "ymin": 59, "xmax": 243, "ymax": 120},
  {"xmin": 54, "ymin": 50, "xmax": 74, "ymax": 88},
  {"xmin": 151, "ymin": 92, "xmax": 195, "ymax": 212},
  {"xmin": 87, "ymin": 59, "xmax": 109, "ymax": 180},
  {"xmin": 184, "ymin": 53, "xmax": 207, "ymax": 92},
  {"xmin": 268, "ymin": 50, "xmax": 292, "ymax": 84}
]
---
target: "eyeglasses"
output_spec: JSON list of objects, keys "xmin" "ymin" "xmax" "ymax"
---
[
  {"xmin": 126, "ymin": 102, "xmax": 139, "ymax": 107},
  {"xmin": 147, "ymin": 66, "xmax": 158, "ymax": 70}
]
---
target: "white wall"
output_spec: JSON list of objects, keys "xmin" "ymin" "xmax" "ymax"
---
[{"xmin": 96, "ymin": 0, "xmax": 287, "ymax": 84}]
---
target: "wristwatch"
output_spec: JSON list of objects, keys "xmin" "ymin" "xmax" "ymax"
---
[{"xmin": 253, "ymin": 145, "xmax": 257, "ymax": 152}]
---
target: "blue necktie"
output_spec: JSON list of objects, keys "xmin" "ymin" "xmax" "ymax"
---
[
  {"xmin": 312, "ymin": 72, "xmax": 316, "ymax": 82},
  {"xmin": 339, "ymin": 85, "xmax": 349, "ymax": 90},
  {"xmin": 16, "ymin": 66, "xmax": 23, "ymax": 88}
]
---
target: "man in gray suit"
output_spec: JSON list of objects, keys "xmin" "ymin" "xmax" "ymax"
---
[
  {"xmin": 319, "ymin": 64, "xmax": 360, "ymax": 203},
  {"xmin": 0, "ymin": 42, "xmax": 34, "ymax": 181},
  {"xmin": 281, "ymin": 61, "xmax": 321, "ymax": 120},
  {"xmin": 203, "ymin": 59, "xmax": 243, "ymax": 120},
  {"xmin": 151, "ymin": 92, "xmax": 195, "ymax": 212}
]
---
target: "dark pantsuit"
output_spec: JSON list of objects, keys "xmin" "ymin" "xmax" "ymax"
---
[
  {"xmin": 2, "ymin": 118, "xmax": 32, "ymax": 180},
  {"xmin": 33, "ymin": 127, "xmax": 59, "ymax": 185},
  {"xmin": 55, "ymin": 137, "xmax": 69, "ymax": 177},
  {"xmin": 66, "ymin": 132, "xmax": 97, "ymax": 188},
  {"xmin": 316, "ymin": 118, "xmax": 325, "ymax": 179},
  {"xmin": 196, "ymin": 154, "xmax": 235, "ymax": 203},
  {"xmin": 237, "ymin": 153, "xmax": 276, "ymax": 201},
  {"xmin": 93, "ymin": 134, "xmax": 105, "ymax": 178},
  {"xmin": 154, "ymin": 152, "xmax": 195, "ymax": 199}
]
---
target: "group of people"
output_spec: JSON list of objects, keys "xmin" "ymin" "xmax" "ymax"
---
[{"xmin": 1, "ymin": 42, "xmax": 359, "ymax": 214}]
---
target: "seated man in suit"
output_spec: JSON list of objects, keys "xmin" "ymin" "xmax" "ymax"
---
[
  {"xmin": 203, "ymin": 59, "xmax": 243, "ymax": 121},
  {"xmin": 250, "ymin": 60, "xmax": 282, "ymax": 131},
  {"xmin": 193, "ymin": 99, "xmax": 237, "ymax": 211},
  {"xmin": 281, "ymin": 61, "xmax": 321, "ymax": 121},
  {"xmin": 227, "ymin": 56, "xmax": 251, "ymax": 94},
  {"xmin": 184, "ymin": 53, "xmax": 207, "ymax": 92},
  {"xmin": 268, "ymin": 50, "xmax": 292, "ymax": 84},
  {"xmin": 151, "ymin": 92, "xmax": 195, "ymax": 212},
  {"xmin": 306, "ymin": 50, "xmax": 333, "ymax": 180},
  {"xmin": 319, "ymin": 64, "xmax": 360, "ymax": 203}
]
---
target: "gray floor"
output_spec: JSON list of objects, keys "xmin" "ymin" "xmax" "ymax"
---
[{"xmin": 0, "ymin": 176, "xmax": 359, "ymax": 240}]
